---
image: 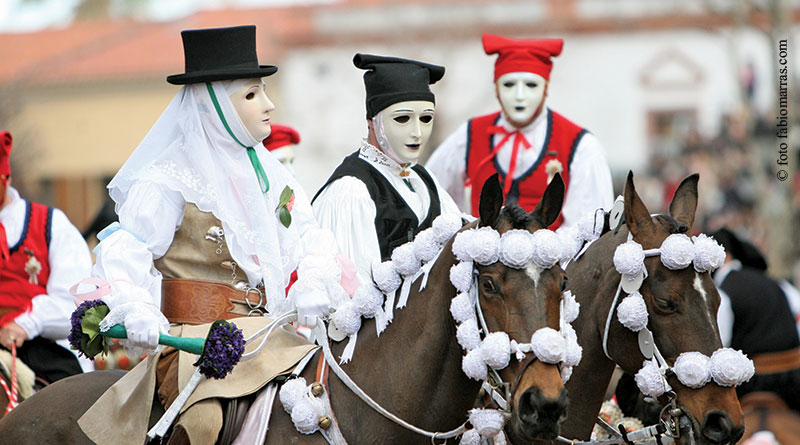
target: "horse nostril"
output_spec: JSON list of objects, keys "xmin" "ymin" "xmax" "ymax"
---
[{"xmin": 701, "ymin": 410, "xmax": 734, "ymax": 443}]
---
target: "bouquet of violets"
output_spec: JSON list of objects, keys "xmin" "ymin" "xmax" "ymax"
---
[{"xmin": 68, "ymin": 300, "xmax": 245, "ymax": 379}]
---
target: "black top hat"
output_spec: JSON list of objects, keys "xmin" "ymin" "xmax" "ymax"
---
[
  {"xmin": 167, "ymin": 25, "xmax": 277, "ymax": 85},
  {"xmin": 353, "ymin": 53, "xmax": 445, "ymax": 119}
]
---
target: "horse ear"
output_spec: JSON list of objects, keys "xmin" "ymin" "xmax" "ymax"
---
[
  {"xmin": 530, "ymin": 173, "xmax": 565, "ymax": 228},
  {"xmin": 668, "ymin": 173, "xmax": 699, "ymax": 229},
  {"xmin": 479, "ymin": 173, "xmax": 503, "ymax": 228},
  {"xmin": 623, "ymin": 171, "xmax": 654, "ymax": 239}
]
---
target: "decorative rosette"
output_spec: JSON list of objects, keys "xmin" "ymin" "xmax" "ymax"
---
[
  {"xmin": 710, "ymin": 348, "xmax": 754, "ymax": 387},
  {"xmin": 577, "ymin": 210, "xmax": 604, "ymax": 242},
  {"xmin": 462, "ymin": 348, "xmax": 488, "ymax": 381},
  {"xmin": 450, "ymin": 261, "xmax": 474, "ymax": 293},
  {"xmin": 556, "ymin": 226, "xmax": 583, "ymax": 263},
  {"xmin": 279, "ymin": 377, "xmax": 308, "ymax": 414},
  {"xmin": 660, "ymin": 234, "xmax": 695, "ymax": 270},
  {"xmin": 616, "ymin": 292, "xmax": 648, "ymax": 332},
  {"xmin": 613, "ymin": 241, "xmax": 645, "ymax": 277},
  {"xmin": 470, "ymin": 227, "xmax": 501, "ymax": 265},
  {"xmin": 530, "ymin": 229, "xmax": 563, "ymax": 269},
  {"xmin": 391, "ymin": 242, "xmax": 421, "ymax": 277},
  {"xmin": 562, "ymin": 290, "xmax": 580, "ymax": 324},
  {"xmin": 412, "ymin": 228, "xmax": 441, "ymax": 263},
  {"xmin": 480, "ymin": 332, "xmax": 511, "ymax": 370},
  {"xmin": 692, "ymin": 234, "xmax": 726, "ymax": 273},
  {"xmin": 530, "ymin": 328, "xmax": 566, "ymax": 364},
  {"xmin": 635, "ymin": 360, "xmax": 669, "ymax": 397},
  {"xmin": 432, "ymin": 212, "xmax": 463, "ymax": 245},
  {"xmin": 499, "ymin": 230, "xmax": 535, "ymax": 268},
  {"xmin": 468, "ymin": 408, "xmax": 506, "ymax": 437},
  {"xmin": 452, "ymin": 229, "xmax": 476, "ymax": 262},
  {"xmin": 353, "ymin": 284, "xmax": 383, "ymax": 318},
  {"xmin": 330, "ymin": 302, "xmax": 361, "ymax": 336},
  {"xmin": 673, "ymin": 351, "xmax": 711, "ymax": 388},
  {"xmin": 372, "ymin": 261, "xmax": 402, "ymax": 294},
  {"xmin": 449, "ymin": 292, "xmax": 475, "ymax": 323},
  {"xmin": 457, "ymin": 318, "xmax": 482, "ymax": 351}
]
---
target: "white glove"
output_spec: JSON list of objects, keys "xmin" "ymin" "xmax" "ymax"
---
[
  {"xmin": 123, "ymin": 311, "xmax": 162, "ymax": 351},
  {"xmin": 289, "ymin": 278, "xmax": 332, "ymax": 327}
]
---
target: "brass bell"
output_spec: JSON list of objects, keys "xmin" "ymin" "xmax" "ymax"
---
[
  {"xmin": 311, "ymin": 382, "xmax": 324, "ymax": 397},
  {"xmin": 318, "ymin": 416, "xmax": 332, "ymax": 430}
]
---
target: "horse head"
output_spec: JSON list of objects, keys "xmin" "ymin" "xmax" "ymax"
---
[
  {"xmin": 604, "ymin": 172, "xmax": 744, "ymax": 444},
  {"xmin": 473, "ymin": 174, "xmax": 569, "ymax": 441}
]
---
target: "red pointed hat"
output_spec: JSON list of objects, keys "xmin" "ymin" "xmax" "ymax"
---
[
  {"xmin": 482, "ymin": 34, "xmax": 563, "ymax": 81},
  {"xmin": 263, "ymin": 124, "xmax": 300, "ymax": 151},
  {"xmin": 0, "ymin": 131, "xmax": 11, "ymax": 176}
]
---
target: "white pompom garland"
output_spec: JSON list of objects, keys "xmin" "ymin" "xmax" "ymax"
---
[
  {"xmin": 530, "ymin": 229, "xmax": 564, "ymax": 269},
  {"xmin": 450, "ymin": 292, "xmax": 475, "ymax": 323},
  {"xmin": 635, "ymin": 360, "xmax": 669, "ymax": 397},
  {"xmin": 353, "ymin": 284, "xmax": 383, "ymax": 318},
  {"xmin": 530, "ymin": 328, "xmax": 567, "ymax": 364},
  {"xmin": 613, "ymin": 241, "xmax": 645, "ymax": 277},
  {"xmin": 470, "ymin": 227, "xmax": 501, "ymax": 265},
  {"xmin": 432, "ymin": 212, "xmax": 463, "ymax": 245},
  {"xmin": 279, "ymin": 377, "xmax": 308, "ymax": 414},
  {"xmin": 449, "ymin": 261, "xmax": 474, "ymax": 293},
  {"xmin": 710, "ymin": 348, "xmax": 755, "ymax": 387},
  {"xmin": 412, "ymin": 228, "xmax": 441, "ymax": 263},
  {"xmin": 480, "ymin": 332, "xmax": 511, "ymax": 370},
  {"xmin": 457, "ymin": 318, "xmax": 483, "ymax": 351},
  {"xmin": 692, "ymin": 234, "xmax": 726, "ymax": 273},
  {"xmin": 499, "ymin": 230, "xmax": 534, "ymax": 268},
  {"xmin": 391, "ymin": 242, "xmax": 421, "ymax": 277},
  {"xmin": 563, "ymin": 290, "xmax": 580, "ymax": 324},
  {"xmin": 462, "ymin": 348, "xmax": 488, "ymax": 381},
  {"xmin": 372, "ymin": 261, "xmax": 401, "ymax": 294},
  {"xmin": 673, "ymin": 351, "xmax": 711, "ymax": 388},
  {"xmin": 468, "ymin": 408, "xmax": 506, "ymax": 437},
  {"xmin": 616, "ymin": 292, "xmax": 648, "ymax": 332},
  {"xmin": 660, "ymin": 234, "xmax": 695, "ymax": 270},
  {"xmin": 330, "ymin": 302, "xmax": 361, "ymax": 336}
]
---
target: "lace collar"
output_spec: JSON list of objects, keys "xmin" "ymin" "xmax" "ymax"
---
[{"xmin": 358, "ymin": 140, "xmax": 416, "ymax": 178}]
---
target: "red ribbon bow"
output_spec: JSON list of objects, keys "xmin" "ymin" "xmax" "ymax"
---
[{"xmin": 467, "ymin": 125, "xmax": 532, "ymax": 197}]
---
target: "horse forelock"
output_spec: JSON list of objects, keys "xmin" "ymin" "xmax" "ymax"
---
[
  {"xmin": 500, "ymin": 205, "xmax": 536, "ymax": 230},
  {"xmin": 654, "ymin": 213, "xmax": 689, "ymax": 234}
]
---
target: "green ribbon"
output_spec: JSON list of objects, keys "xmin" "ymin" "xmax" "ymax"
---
[{"xmin": 206, "ymin": 82, "xmax": 269, "ymax": 193}]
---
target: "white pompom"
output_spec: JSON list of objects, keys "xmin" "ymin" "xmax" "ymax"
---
[
  {"xmin": 578, "ymin": 211, "xmax": 603, "ymax": 242},
  {"xmin": 613, "ymin": 241, "xmax": 645, "ymax": 277},
  {"xmin": 556, "ymin": 226, "xmax": 583, "ymax": 262},
  {"xmin": 450, "ymin": 292, "xmax": 475, "ymax": 323},
  {"xmin": 635, "ymin": 360, "xmax": 668, "ymax": 397},
  {"xmin": 290, "ymin": 398, "xmax": 319, "ymax": 434},
  {"xmin": 297, "ymin": 254, "xmax": 342, "ymax": 284},
  {"xmin": 433, "ymin": 213, "xmax": 463, "ymax": 244},
  {"xmin": 470, "ymin": 227, "xmax": 501, "ymax": 265},
  {"xmin": 530, "ymin": 327, "xmax": 566, "ymax": 364},
  {"xmin": 462, "ymin": 348, "xmax": 488, "ymax": 381},
  {"xmin": 391, "ymin": 242, "xmax": 421, "ymax": 277},
  {"xmin": 673, "ymin": 351, "xmax": 711, "ymax": 388},
  {"xmin": 413, "ymin": 228, "xmax": 441, "ymax": 263},
  {"xmin": 561, "ymin": 365, "xmax": 573, "ymax": 383},
  {"xmin": 617, "ymin": 292, "xmax": 649, "ymax": 332},
  {"xmin": 279, "ymin": 377, "xmax": 307, "ymax": 414},
  {"xmin": 481, "ymin": 332, "xmax": 511, "ymax": 370},
  {"xmin": 660, "ymin": 234, "xmax": 694, "ymax": 270},
  {"xmin": 327, "ymin": 283, "xmax": 351, "ymax": 310},
  {"xmin": 459, "ymin": 429, "xmax": 481, "ymax": 445},
  {"xmin": 450, "ymin": 261, "xmax": 474, "ymax": 293},
  {"xmin": 692, "ymin": 234, "xmax": 726, "ymax": 273},
  {"xmin": 452, "ymin": 230, "xmax": 476, "ymax": 262},
  {"xmin": 563, "ymin": 290, "xmax": 580, "ymax": 323},
  {"xmin": 469, "ymin": 408, "xmax": 506, "ymax": 437},
  {"xmin": 563, "ymin": 333, "xmax": 583, "ymax": 367},
  {"xmin": 457, "ymin": 318, "xmax": 482, "ymax": 351},
  {"xmin": 499, "ymin": 230, "xmax": 535, "ymax": 269},
  {"xmin": 372, "ymin": 261, "xmax": 401, "ymax": 294},
  {"xmin": 530, "ymin": 229, "xmax": 563, "ymax": 269},
  {"xmin": 353, "ymin": 284, "xmax": 383, "ymax": 318},
  {"xmin": 710, "ymin": 348, "xmax": 754, "ymax": 387},
  {"xmin": 330, "ymin": 302, "xmax": 361, "ymax": 336}
]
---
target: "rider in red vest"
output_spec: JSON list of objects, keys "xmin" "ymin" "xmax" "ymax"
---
[
  {"xmin": 0, "ymin": 131, "xmax": 92, "ymax": 384},
  {"xmin": 427, "ymin": 34, "xmax": 613, "ymax": 228}
]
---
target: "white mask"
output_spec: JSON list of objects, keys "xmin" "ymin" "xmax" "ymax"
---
[
  {"xmin": 228, "ymin": 77, "xmax": 275, "ymax": 143},
  {"xmin": 495, "ymin": 71, "xmax": 547, "ymax": 128},
  {"xmin": 372, "ymin": 100, "xmax": 435, "ymax": 164}
]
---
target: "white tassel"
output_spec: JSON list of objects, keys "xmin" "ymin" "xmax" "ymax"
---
[
  {"xmin": 339, "ymin": 332, "xmax": 358, "ymax": 364},
  {"xmin": 396, "ymin": 278, "xmax": 414, "ymax": 309}
]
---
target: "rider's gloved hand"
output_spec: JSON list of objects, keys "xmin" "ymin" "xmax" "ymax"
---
[
  {"xmin": 290, "ymin": 278, "xmax": 332, "ymax": 327},
  {"xmin": 123, "ymin": 311, "xmax": 162, "ymax": 351}
]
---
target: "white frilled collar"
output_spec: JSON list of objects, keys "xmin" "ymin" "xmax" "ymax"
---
[{"xmin": 358, "ymin": 139, "xmax": 417, "ymax": 178}]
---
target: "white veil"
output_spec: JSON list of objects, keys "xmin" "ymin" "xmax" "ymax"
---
[{"xmin": 108, "ymin": 81, "xmax": 294, "ymax": 305}]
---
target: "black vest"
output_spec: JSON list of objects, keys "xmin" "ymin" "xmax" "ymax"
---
[
  {"xmin": 313, "ymin": 151, "xmax": 442, "ymax": 261},
  {"xmin": 719, "ymin": 267, "xmax": 800, "ymax": 355}
]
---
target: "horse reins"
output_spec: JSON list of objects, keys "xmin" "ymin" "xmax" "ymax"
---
[{"xmin": 1, "ymin": 343, "xmax": 19, "ymax": 414}]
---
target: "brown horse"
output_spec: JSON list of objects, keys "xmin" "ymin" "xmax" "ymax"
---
[
  {"xmin": 0, "ymin": 174, "xmax": 569, "ymax": 444},
  {"xmin": 554, "ymin": 172, "xmax": 745, "ymax": 444},
  {"xmin": 740, "ymin": 392, "xmax": 800, "ymax": 444}
]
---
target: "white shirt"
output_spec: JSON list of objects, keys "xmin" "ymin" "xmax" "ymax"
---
[
  {"xmin": 313, "ymin": 141, "xmax": 464, "ymax": 283},
  {"xmin": 426, "ymin": 107, "xmax": 614, "ymax": 227},
  {"xmin": 0, "ymin": 186, "xmax": 92, "ymax": 340}
]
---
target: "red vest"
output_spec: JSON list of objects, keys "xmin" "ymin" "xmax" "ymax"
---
[
  {"xmin": 0, "ymin": 201, "xmax": 52, "ymax": 327},
  {"xmin": 466, "ymin": 110, "xmax": 585, "ymax": 228}
]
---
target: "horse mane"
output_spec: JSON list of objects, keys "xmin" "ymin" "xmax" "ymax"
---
[{"xmin": 501, "ymin": 205, "xmax": 535, "ymax": 229}]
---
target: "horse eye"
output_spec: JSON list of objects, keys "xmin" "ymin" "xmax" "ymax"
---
[
  {"xmin": 480, "ymin": 276, "xmax": 498, "ymax": 294},
  {"xmin": 560, "ymin": 277, "xmax": 568, "ymax": 292},
  {"xmin": 654, "ymin": 297, "xmax": 677, "ymax": 313}
]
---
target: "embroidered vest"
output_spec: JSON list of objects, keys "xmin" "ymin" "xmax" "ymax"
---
[
  {"xmin": 154, "ymin": 203, "xmax": 240, "ymax": 287},
  {"xmin": 0, "ymin": 201, "xmax": 52, "ymax": 326},
  {"xmin": 313, "ymin": 151, "xmax": 442, "ymax": 261},
  {"xmin": 465, "ymin": 110, "xmax": 586, "ymax": 228}
]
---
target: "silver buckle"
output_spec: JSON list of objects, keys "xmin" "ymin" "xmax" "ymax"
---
[{"xmin": 244, "ymin": 287, "xmax": 266, "ymax": 316}]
